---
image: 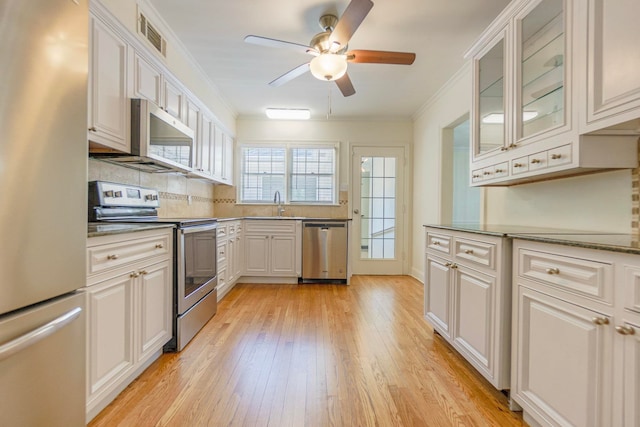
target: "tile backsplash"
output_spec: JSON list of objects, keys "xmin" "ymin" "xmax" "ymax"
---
[
  {"xmin": 213, "ymin": 185, "xmax": 349, "ymax": 219},
  {"xmin": 88, "ymin": 159, "xmax": 215, "ymax": 218}
]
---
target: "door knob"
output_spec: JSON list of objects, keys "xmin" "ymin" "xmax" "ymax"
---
[{"xmin": 353, "ymin": 209, "xmax": 359, "ymax": 214}]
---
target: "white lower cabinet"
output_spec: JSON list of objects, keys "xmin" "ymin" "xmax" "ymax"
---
[
  {"xmin": 512, "ymin": 239, "xmax": 640, "ymax": 427},
  {"xmin": 513, "ymin": 286, "xmax": 612, "ymax": 427},
  {"xmin": 216, "ymin": 220, "xmax": 244, "ymax": 300},
  {"xmin": 424, "ymin": 227, "xmax": 511, "ymax": 390},
  {"xmin": 243, "ymin": 220, "xmax": 302, "ymax": 280},
  {"xmin": 85, "ymin": 228, "xmax": 173, "ymax": 422}
]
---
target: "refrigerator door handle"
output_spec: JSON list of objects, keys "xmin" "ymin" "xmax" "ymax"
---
[{"xmin": 0, "ymin": 306, "xmax": 82, "ymax": 362}]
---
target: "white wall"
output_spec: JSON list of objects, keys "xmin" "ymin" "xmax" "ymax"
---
[
  {"xmin": 237, "ymin": 118, "xmax": 413, "ymax": 190},
  {"xmin": 411, "ymin": 64, "xmax": 473, "ymax": 280},
  {"xmin": 411, "ymin": 63, "xmax": 633, "ymax": 281}
]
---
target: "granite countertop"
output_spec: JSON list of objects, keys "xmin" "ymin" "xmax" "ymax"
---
[
  {"xmin": 424, "ymin": 223, "xmax": 639, "ymax": 255},
  {"xmin": 88, "ymin": 222, "xmax": 174, "ymax": 238}
]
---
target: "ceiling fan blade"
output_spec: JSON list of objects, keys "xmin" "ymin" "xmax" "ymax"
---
[
  {"xmin": 347, "ymin": 50, "xmax": 416, "ymax": 65},
  {"xmin": 244, "ymin": 35, "xmax": 318, "ymax": 56},
  {"xmin": 268, "ymin": 63, "xmax": 311, "ymax": 87},
  {"xmin": 329, "ymin": 0, "xmax": 374, "ymax": 49},
  {"xmin": 335, "ymin": 73, "xmax": 356, "ymax": 97}
]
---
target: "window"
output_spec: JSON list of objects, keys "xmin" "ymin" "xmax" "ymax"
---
[{"xmin": 240, "ymin": 143, "xmax": 338, "ymax": 204}]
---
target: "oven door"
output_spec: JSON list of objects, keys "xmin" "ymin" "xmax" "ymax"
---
[{"xmin": 177, "ymin": 223, "xmax": 217, "ymax": 315}]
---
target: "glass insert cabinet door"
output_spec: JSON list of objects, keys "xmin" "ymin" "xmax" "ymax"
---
[
  {"xmin": 475, "ymin": 34, "xmax": 506, "ymax": 158},
  {"xmin": 517, "ymin": 0, "xmax": 565, "ymax": 140}
]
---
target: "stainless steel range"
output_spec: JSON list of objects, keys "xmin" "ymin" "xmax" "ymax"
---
[{"xmin": 89, "ymin": 181, "xmax": 217, "ymax": 351}]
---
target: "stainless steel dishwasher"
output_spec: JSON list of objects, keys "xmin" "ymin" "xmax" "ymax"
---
[{"xmin": 302, "ymin": 221, "xmax": 348, "ymax": 283}]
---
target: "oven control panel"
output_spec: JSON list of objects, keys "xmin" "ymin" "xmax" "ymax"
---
[{"xmin": 89, "ymin": 181, "xmax": 159, "ymax": 208}]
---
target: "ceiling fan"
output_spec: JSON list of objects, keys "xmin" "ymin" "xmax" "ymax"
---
[{"xmin": 244, "ymin": 0, "xmax": 416, "ymax": 97}]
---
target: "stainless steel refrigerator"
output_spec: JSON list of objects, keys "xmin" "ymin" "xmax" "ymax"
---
[{"xmin": 0, "ymin": 1, "xmax": 88, "ymax": 425}]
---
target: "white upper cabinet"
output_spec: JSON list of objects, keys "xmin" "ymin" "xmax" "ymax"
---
[
  {"xmin": 88, "ymin": 16, "xmax": 129, "ymax": 152},
  {"xmin": 580, "ymin": 0, "xmax": 640, "ymax": 133},
  {"xmin": 467, "ymin": 0, "xmax": 638, "ymax": 187},
  {"xmin": 130, "ymin": 52, "xmax": 162, "ymax": 107},
  {"xmin": 88, "ymin": 4, "xmax": 235, "ymax": 184}
]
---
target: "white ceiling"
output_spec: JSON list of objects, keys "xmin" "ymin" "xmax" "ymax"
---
[{"xmin": 147, "ymin": 0, "xmax": 511, "ymax": 120}]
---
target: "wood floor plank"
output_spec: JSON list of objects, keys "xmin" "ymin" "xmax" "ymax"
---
[{"xmin": 89, "ymin": 276, "xmax": 526, "ymax": 427}]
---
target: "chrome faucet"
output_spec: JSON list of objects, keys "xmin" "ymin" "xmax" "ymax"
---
[{"xmin": 274, "ymin": 190, "xmax": 285, "ymax": 216}]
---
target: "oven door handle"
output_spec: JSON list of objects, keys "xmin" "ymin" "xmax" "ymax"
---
[{"xmin": 180, "ymin": 223, "xmax": 218, "ymax": 235}]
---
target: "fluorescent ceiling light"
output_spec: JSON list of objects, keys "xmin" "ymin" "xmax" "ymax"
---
[
  {"xmin": 265, "ymin": 108, "xmax": 311, "ymax": 120},
  {"xmin": 482, "ymin": 111, "xmax": 539, "ymax": 124}
]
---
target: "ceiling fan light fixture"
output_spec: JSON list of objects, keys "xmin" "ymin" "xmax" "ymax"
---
[
  {"xmin": 265, "ymin": 108, "xmax": 311, "ymax": 120},
  {"xmin": 309, "ymin": 53, "xmax": 348, "ymax": 81}
]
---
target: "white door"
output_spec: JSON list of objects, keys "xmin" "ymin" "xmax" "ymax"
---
[{"xmin": 351, "ymin": 147, "xmax": 406, "ymax": 274}]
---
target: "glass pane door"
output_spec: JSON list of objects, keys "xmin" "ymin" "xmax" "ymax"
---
[
  {"xmin": 360, "ymin": 156, "xmax": 396, "ymax": 259},
  {"xmin": 351, "ymin": 147, "xmax": 405, "ymax": 275}
]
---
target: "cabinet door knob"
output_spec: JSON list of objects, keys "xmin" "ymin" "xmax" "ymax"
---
[
  {"xmin": 450, "ymin": 263, "xmax": 458, "ymax": 269},
  {"xmin": 139, "ymin": 270, "xmax": 148, "ymax": 275},
  {"xmin": 444, "ymin": 262, "xmax": 452, "ymax": 267},
  {"xmin": 107, "ymin": 254, "xmax": 119, "ymax": 260},
  {"xmin": 130, "ymin": 272, "xmax": 139, "ymax": 278},
  {"xmin": 591, "ymin": 317, "xmax": 609, "ymax": 326},
  {"xmin": 546, "ymin": 267, "xmax": 560, "ymax": 275},
  {"xmin": 615, "ymin": 325, "xmax": 636, "ymax": 335},
  {"xmin": 88, "ymin": 127, "xmax": 97, "ymax": 132}
]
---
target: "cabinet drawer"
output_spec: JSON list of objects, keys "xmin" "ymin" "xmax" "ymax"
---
[
  {"xmin": 217, "ymin": 241, "xmax": 228, "ymax": 266},
  {"xmin": 528, "ymin": 151, "xmax": 548, "ymax": 171},
  {"xmin": 88, "ymin": 233, "xmax": 170, "ymax": 276},
  {"xmin": 244, "ymin": 220, "xmax": 297, "ymax": 234},
  {"xmin": 426, "ymin": 233, "xmax": 452, "ymax": 255},
  {"xmin": 512, "ymin": 156, "xmax": 529, "ymax": 175},
  {"xmin": 492, "ymin": 162, "xmax": 509, "ymax": 179},
  {"xmin": 455, "ymin": 238, "xmax": 495, "ymax": 270},
  {"xmin": 471, "ymin": 168, "xmax": 484, "ymax": 183},
  {"xmin": 625, "ymin": 265, "xmax": 640, "ymax": 313},
  {"xmin": 518, "ymin": 248, "xmax": 612, "ymax": 303},
  {"xmin": 216, "ymin": 224, "xmax": 228, "ymax": 239},
  {"xmin": 548, "ymin": 144, "xmax": 572, "ymax": 167}
]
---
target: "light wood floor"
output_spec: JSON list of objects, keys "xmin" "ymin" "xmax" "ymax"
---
[{"xmin": 89, "ymin": 276, "xmax": 525, "ymax": 427}]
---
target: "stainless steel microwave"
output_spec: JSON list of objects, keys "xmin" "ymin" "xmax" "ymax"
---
[{"xmin": 90, "ymin": 99, "xmax": 195, "ymax": 173}]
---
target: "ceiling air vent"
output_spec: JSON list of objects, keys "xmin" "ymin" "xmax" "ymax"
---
[{"xmin": 138, "ymin": 13, "xmax": 166, "ymax": 57}]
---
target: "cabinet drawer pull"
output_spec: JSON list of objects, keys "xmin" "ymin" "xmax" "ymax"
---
[
  {"xmin": 464, "ymin": 249, "xmax": 474, "ymax": 254},
  {"xmin": 513, "ymin": 163, "xmax": 524, "ymax": 168},
  {"xmin": 500, "ymin": 146, "xmax": 508, "ymax": 151},
  {"xmin": 591, "ymin": 317, "xmax": 609, "ymax": 326},
  {"xmin": 88, "ymin": 127, "xmax": 97, "ymax": 132},
  {"xmin": 530, "ymin": 159, "xmax": 542, "ymax": 164},
  {"xmin": 107, "ymin": 254, "xmax": 119, "ymax": 260},
  {"xmin": 139, "ymin": 270, "xmax": 148, "ymax": 275},
  {"xmin": 615, "ymin": 325, "xmax": 635, "ymax": 335},
  {"xmin": 444, "ymin": 262, "xmax": 452, "ymax": 267},
  {"xmin": 550, "ymin": 154, "xmax": 562, "ymax": 160},
  {"xmin": 450, "ymin": 263, "xmax": 458, "ymax": 269},
  {"xmin": 432, "ymin": 241, "xmax": 441, "ymax": 246},
  {"xmin": 155, "ymin": 243, "xmax": 164, "ymax": 249},
  {"xmin": 483, "ymin": 171, "xmax": 492, "ymax": 175},
  {"xmin": 130, "ymin": 272, "xmax": 140, "ymax": 278},
  {"xmin": 495, "ymin": 169, "xmax": 504, "ymax": 173},
  {"xmin": 546, "ymin": 267, "xmax": 560, "ymax": 275},
  {"xmin": 472, "ymin": 174, "xmax": 481, "ymax": 179}
]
